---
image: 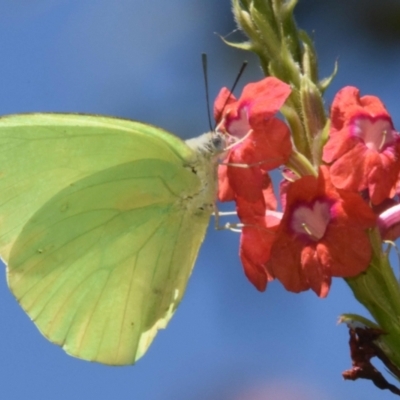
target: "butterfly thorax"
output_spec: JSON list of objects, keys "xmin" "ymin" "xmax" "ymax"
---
[{"xmin": 183, "ymin": 131, "xmax": 226, "ymax": 216}]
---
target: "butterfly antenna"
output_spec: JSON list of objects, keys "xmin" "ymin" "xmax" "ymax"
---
[
  {"xmin": 202, "ymin": 53, "xmax": 213, "ymax": 132},
  {"xmin": 214, "ymin": 60, "xmax": 248, "ymax": 129}
]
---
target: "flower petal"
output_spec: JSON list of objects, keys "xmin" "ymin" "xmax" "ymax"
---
[
  {"xmin": 301, "ymin": 245, "xmax": 331, "ymax": 298},
  {"xmin": 214, "ymin": 87, "xmax": 237, "ymax": 124},
  {"xmin": 241, "ymin": 77, "xmax": 291, "ymax": 121},
  {"xmin": 240, "ymin": 225, "xmax": 276, "ymax": 291},
  {"xmin": 218, "ymin": 163, "xmax": 235, "ymax": 202}
]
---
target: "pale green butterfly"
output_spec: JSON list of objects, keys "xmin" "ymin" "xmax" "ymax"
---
[{"xmin": 0, "ymin": 113, "xmax": 225, "ymax": 365}]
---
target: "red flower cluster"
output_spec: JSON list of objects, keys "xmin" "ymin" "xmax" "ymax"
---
[
  {"xmin": 323, "ymin": 86, "xmax": 400, "ymax": 205},
  {"xmin": 214, "ymin": 77, "xmax": 292, "ymax": 290},
  {"xmin": 215, "ymin": 81, "xmax": 389, "ymax": 297}
]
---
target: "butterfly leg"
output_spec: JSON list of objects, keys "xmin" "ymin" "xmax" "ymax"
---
[{"xmin": 212, "ymin": 206, "xmax": 243, "ymax": 232}]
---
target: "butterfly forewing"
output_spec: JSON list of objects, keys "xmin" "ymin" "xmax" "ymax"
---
[{"xmin": 0, "ymin": 113, "xmax": 216, "ymax": 365}]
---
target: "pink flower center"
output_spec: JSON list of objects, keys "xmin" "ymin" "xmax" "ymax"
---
[
  {"xmin": 226, "ymin": 105, "xmax": 251, "ymax": 139},
  {"xmin": 291, "ymin": 199, "xmax": 331, "ymax": 241},
  {"xmin": 351, "ymin": 116, "xmax": 395, "ymax": 151},
  {"xmin": 378, "ymin": 203, "xmax": 400, "ymax": 241}
]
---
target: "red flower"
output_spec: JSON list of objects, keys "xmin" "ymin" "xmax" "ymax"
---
[
  {"xmin": 323, "ymin": 86, "xmax": 400, "ymax": 205},
  {"xmin": 265, "ymin": 166, "xmax": 377, "ymax": 297},
  {"xmin": 239, "ymin": 223, "xmax": 276, "ymax": 291},
  {"xmin": 215, "ymin": 77, "xmax": 292, "ymax": 203},
  {"xmin": 235, "ymin": 175, "xmax": 280, "ymax": 291},
  {"xmin": 214, "ymin": 77, "xmax": 292, "ymax": 291}
]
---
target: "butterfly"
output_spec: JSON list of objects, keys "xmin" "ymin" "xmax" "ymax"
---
[{"xmin": 0, "ymin": 113, "xmax": 225, "ymax": 365}]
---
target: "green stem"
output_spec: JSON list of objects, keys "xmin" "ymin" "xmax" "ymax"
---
[
  {"xmin": 346, "ymin": 229, "xmax": 400, "ymax": 369},
  {"xmin": 285, "ymin": 149, "xmax": 317, "ymax": 177}
]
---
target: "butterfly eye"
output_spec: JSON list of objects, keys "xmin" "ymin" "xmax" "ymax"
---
[{"xmin": 211, "ymin": 134, "xmax": 225, "ymax": 152}]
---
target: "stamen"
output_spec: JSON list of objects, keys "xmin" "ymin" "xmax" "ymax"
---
[
  {"xmin": 301, "ymin": 222, "xmax": 313, "ymax": 236},
  {"xmin": 291, "ymin": 200, "xmax": 331, "ymax": 241},
  {"xmin": 224, "ymin": 128, "xmax": 254, "ymax": 152},
  {"xmin": 379, "ymin": 129, "xmax": 387, "ymax": 151},
  {"xmin": 351, "ymin": 116, "xmax": 394, "ymax": 152}
]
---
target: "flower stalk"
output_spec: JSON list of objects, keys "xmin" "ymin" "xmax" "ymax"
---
[
  {"xmin": 220, "ymin": 0, "xmax": 400, "ymax": 393},
  {"xmin": 345, "ymin": 228, "xmax": 400, "ymax": 370}
]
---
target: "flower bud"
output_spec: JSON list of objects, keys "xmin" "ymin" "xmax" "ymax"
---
[{"xmin": 300, "ymin": 75, "xmax": 327, "ymax": 144}]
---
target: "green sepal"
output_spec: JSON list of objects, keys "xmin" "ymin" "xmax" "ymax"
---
[
  {"xmin": 218, "ymin": 36, "xmax": 255, "ymax": 53},
  {"xmin": 319, "ymin": 60, "xmax": 338, "ymax": 93},
  {"xmin": 233, "ymin": 5, "xmax": 256, "ymax": 38},
  {"xmin": 280, "ymin": 103, "xmax": 308, "ymax": 157},
  {"xmin": 253, "ymin": 0, "xmax": 278, "ymax": 34},
  {"xmin": 249, "ymin": 3, "xmax": 282, "ymax": 60},
  {"xmin": 285, "ymin": 149, "xmax": 317, "ymax": 178},
  {"xmin": 268, "ymin": 54, "xmax": 301, "ymax": 88},
  {"xmin": 279, "ymin": 0, "xmax": 299, "ymax": 15},
  {"xmin": 311, "ymin": 118, "xmax": 330, "ymax": 167},
  {"xmin": 299, "ymin": 30, "xmax": 318, "ymax": 83},
  {"xmin": 299, "ymin": 75, "xmax": 327, "ymax": 161},
  {"xmin": 338, "ymin": 313, "xmax": 381, "ymax": 330},
  {"xmin": 277, "ymin": 0, "xmax": 302, "ymax": 63}
]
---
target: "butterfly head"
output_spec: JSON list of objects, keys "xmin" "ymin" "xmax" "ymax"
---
[{"xmin": 185, "ymin": 130, "xmax": 228, "ymax": 160}]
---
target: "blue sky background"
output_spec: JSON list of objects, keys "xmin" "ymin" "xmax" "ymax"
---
[{"xmin": 0, "ymin": 1, "xmax": 400, "ymax": 399}]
